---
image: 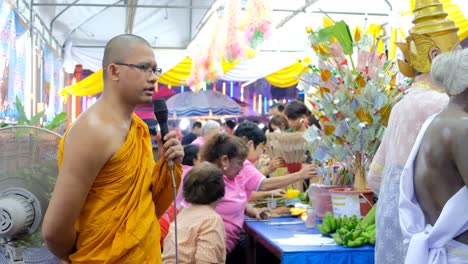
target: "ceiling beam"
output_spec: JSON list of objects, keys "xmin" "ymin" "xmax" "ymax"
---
[
  {"xmin": 63, "ymin": 0, "xmax": 124, "ymax": 44},
  {"xmin": 310, "ymin": 10, "xmax": 388, "ymax": 17},
  {"xmin": 276, "ymin": 0, "xmax": 319, "ymax": 29},
  {"xmin": 72, "ymin": 45, "xmax": 185, "ymax": 50},
  {"xmin": 32, "ymin": 3, "xmax": 211, "ymax": 9},
  {"xmin": 125, "ymin": 0, "xmax": 138, "ymax": 34},
  {"xmin": 189, "ymin": 0, "xmax": 193, "ymax": 39},
  {"xmin": 187, "ymin": 0, "xmax": 218, "ymax": 45}
]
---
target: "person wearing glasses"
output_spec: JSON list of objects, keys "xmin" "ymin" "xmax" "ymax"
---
[{"xmin": 42, "ymin": 34, "xmax": 184, "ymax": 264}]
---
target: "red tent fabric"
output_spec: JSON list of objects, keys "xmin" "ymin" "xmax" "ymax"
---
[{"xmin": 152, "ymin": 86, "xmax": 176, "ymax": 100}]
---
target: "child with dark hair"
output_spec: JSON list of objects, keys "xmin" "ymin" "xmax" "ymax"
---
[{"xmin": 163, "ymin": 164, "xmax": 226, "ymax": 263}]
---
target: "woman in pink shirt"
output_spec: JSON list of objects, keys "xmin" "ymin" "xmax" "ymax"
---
[
  {"xmin": 228, "ymin": 121, "xmax": 317, "ymax": 263},
  {"xmin": 199, "ymin": 127, "xmax": 317, "ymax": 263}
]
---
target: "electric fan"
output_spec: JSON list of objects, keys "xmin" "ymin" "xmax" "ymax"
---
[{"xmin": 0, "ymin": 125, "xmax": 62, "ymax": 263}]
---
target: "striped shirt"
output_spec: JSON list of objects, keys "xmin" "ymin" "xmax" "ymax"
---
[{"xmin": 162, "ymin": 204, "xmax": 226, "ymax": 263}]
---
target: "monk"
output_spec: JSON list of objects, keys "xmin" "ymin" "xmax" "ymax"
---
[
  {"xmin": 42, "ymin": 34, "xmax": 184, "ymax": 263},
  {"xmin": 399, "ymin": 49, "xmax": 468, "ymax": 263}
]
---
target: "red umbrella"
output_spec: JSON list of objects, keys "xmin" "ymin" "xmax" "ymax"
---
[
  {"xmin": 152, "ymin": 86, "xmax": 176, "ymax": 100},
  {"xmin": 135, "ymin": 86, "xmax": 176, "ymax": 119}
]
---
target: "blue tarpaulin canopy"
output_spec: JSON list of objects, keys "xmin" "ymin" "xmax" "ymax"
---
[{"xmin": 166, "ymin": 91, "xmax": 242, "ymax": 118}]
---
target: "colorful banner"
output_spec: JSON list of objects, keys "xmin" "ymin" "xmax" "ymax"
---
[
  {"xmin": 0, "ymin": 1, "xmax": 27, "ymax": 119},
  {"xmin": 53, "ymin": 54, "xmax": 63, "ymax": 114},
  {"xmin": 43, "ymin": 45, "xmax": 64, "ymax": 121}
]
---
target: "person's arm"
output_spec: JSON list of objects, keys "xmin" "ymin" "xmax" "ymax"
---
[
  {"xmin": 249, "ymin": 189, "xmax": 286, "ymax": 202},
  {"xmin": 245, "ymin": 205, "xmax": 270, "ymax": 220},
  {"xmin": 42, "ymin": 122, "xmax": 113, "ymax": 260},
  {"xmin": 259, "ymin": 164, "xmax": 316, "ymax": 191},
  {"xmin": 367, "ymin": 138, "xmax": 387, "ymax": 195},
  {"xmin": 194, "ymin": 216, "xmax": 227, "ymax": 264},
  {"xmin": 152, "ymin": 131, "xmax": 185, "ymax": 218}
]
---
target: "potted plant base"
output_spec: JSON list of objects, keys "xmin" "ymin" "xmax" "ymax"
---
[
  {"xmin": 308, "ymin": 184, "xmax": 340, "ymax": 220},
  {"xmin": 329, "ymin": 187, "xmax": 374, "ymax": 218}
]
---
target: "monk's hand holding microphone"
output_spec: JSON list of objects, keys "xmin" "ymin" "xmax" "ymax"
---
[{"xmin": 153, "ymin": 99, "xmax": 184, "ymax": 165}]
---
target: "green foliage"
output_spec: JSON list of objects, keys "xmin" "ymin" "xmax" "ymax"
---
[
  {"xmin": 317, "ymin": 21, "xmax": 354, "ymax": 55},
  {"xmin": 317, "ymin": 207, "xmax": 377, "ymax": 247},
  {"xmin": 0, "ymin": 96, "xmax": 68, "ymax": 130}
]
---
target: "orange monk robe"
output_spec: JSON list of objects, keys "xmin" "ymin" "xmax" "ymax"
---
[{"xmin": 57, "ymin": 114, "xmax": 182, "ymax": 264}]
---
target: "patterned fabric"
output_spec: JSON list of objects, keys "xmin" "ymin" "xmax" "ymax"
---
[
  {"xmin": 367, "ymin": 84, "xmax": 449, "ymax": 264},
  {"xmin": 162, "ymin": 205, "xmax": 226, "ymax": 264},
  {"xmin": 159, "ymin": 204, "xmax": 180, "ymax": 249}
]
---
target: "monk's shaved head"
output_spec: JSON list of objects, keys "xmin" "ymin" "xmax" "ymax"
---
[{"xmin": 102, "ymin": 34, "xmax": 152, "ymax": 79}]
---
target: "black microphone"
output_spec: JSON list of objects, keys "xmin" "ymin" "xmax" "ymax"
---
[
  {"xmin": 153, "ymin": 99, "xmax": 169, "ymax": 143},
  {"xmin": 153, "ymin": 98, "xmax": 179, "ymax": 264}
]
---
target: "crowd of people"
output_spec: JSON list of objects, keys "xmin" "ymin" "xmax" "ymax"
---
[{"xmin": 41, "ymin": 6, "xmax": 468, "ymax": 262}]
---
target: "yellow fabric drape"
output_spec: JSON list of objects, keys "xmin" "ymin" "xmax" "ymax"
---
[
  {"xmin": 157, "ymin": 57, "xmax": 192, "ymax": 86},
  {"xmin": 59, "ymin": 69, "xmax": 103, "ymax": 101},
  {"xmin": 60, "ymin": 57, "xmax": 239, "ymax": 97},
  {"xmin": 221, "ymin": 58, "xmax": 239, "ymax": 74},
  {"xmin": 388, "ymin": 28, "xmax": 398, "ymax": 60},
  {"xmin": 365, "ymin": 24, "xmax": 385, "ymax": 54},
  {"xmin": 58, "ymin": 114, "xmax": 182, "ymax": 263},
  {"xmin": 157, "ymin": 57, "xmax": 239, "ymax": 86},
  {"xmin": 264, "ymin": 58, "xmax": 311, "ymax": 88}
]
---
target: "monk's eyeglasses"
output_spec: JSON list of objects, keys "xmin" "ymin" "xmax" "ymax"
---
[{"xmin": 114, "ymin": 63, "xmax": 162, "ymax": 77}]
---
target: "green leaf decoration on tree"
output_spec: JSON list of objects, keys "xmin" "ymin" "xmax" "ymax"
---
[{"xmin": 318, "ymin": 21, "xmax": 354, "ymax": 56}]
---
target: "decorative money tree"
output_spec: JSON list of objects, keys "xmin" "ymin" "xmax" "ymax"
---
[{"xmin": 300, "ymin": 21, "xmax": 407, "ymax": 190}]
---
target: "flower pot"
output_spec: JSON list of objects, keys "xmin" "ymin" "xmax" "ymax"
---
[
  {"xmin": 329, "ymin": 187, "xmax": 374, "ymax": 218},
  {"xmin": 308, "ymin": 184, "xmax": 339, "ymax": 220}
]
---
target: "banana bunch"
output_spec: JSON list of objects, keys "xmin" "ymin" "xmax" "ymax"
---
[
  {"xmin": 290, "ymin": 207, "xmax": 307, "ymax": 217},
  {"xmin": 316, "ymin": 212, "xmax": 343, "ymax": 235},
  {"xmin": 316, "ymin": 205, "xmax": 377, "ymax": 248},
  {"xmin": 317, "ymin": 212, "xmax": 359, "ymax": 236},
  {"xmin": 332, "ymin": 220, "xmax": 376, "ymax": 247}
]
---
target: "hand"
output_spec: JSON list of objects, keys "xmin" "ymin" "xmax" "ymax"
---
[
  {"xmin": 268, "ymin": 189, "xmax": 286, "ymax": 198},
  {"xmin": 299, "ymin": 164, "xmax": 317, "ymax": 179},
  {"xmin": 256, "ymin": 154, "xmax": 270, "ymax": 167},
  {"xmin": 156, "ymin": 131, "xmax": 184, "ymax": 164},
  {"xmin": 255, "ymin": 208, "xmax": 271, "ymax": 220},
  {"xmin": 268, "ymin": 156, "xmax": 285, "ymax": 172}
]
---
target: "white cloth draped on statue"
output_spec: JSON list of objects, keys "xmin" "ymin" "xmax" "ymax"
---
[
  {"xmin": 367, "ymin": 85, "xmax": 449, "ymax": 264},
  {"xmin": 399, "ymin": 113, "xmax": 468, "ymax": 264}
]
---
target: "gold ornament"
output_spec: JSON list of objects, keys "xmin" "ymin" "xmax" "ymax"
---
[
  {"xmin": 408, "ymin": 34, "xmax": 437, "ymax": 73},
  {"xmin": 397, "ymin": 0, "xmax": 460, "ymax": 76}
]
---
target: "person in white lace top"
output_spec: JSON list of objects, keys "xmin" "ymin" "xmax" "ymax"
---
[{"xmin": 366, "ymin": 0, "xmax": 461, "ymax": 263}]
